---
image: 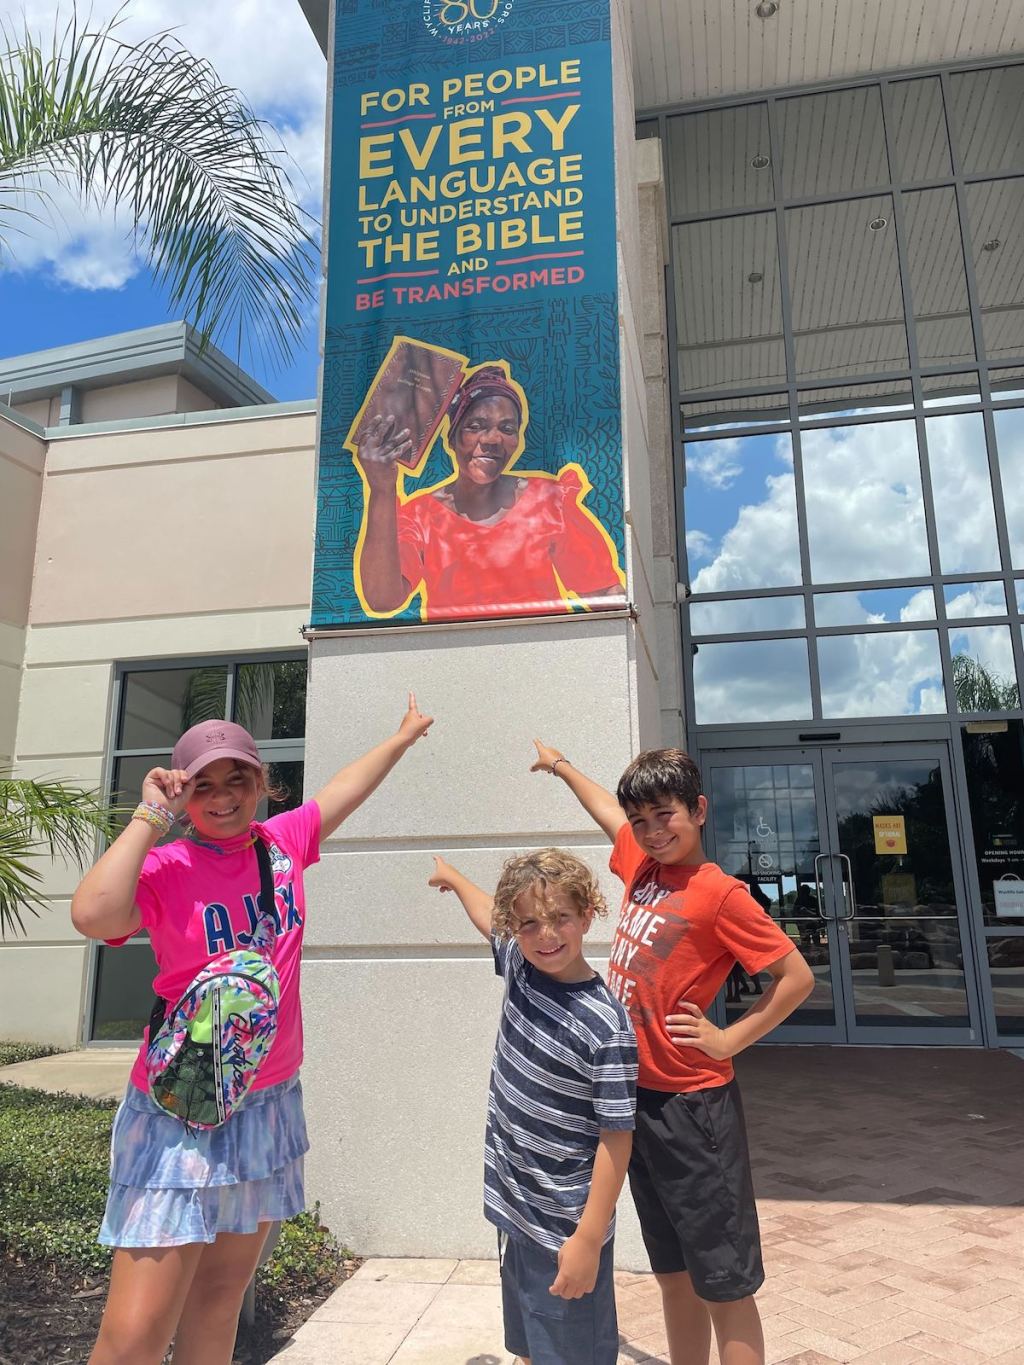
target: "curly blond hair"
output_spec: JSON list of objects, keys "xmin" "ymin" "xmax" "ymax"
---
[{"xmin": 492, "ymin": 848, "xmax": 608, "ymax": 940}]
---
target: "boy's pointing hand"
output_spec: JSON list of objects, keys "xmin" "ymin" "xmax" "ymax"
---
[
  {"xmin": 428, "ymin": 855, "xmax": 456, "ymax": 892},
  {"xmin": 531, "ymin": 739, "xmax": 565, "ymax": 774},
  {"xmin": 398, "ymin": 691, "xmax": 433, "ymax": 747},
  {"xmin": 665, "ymin": 1002, "xmax": 733, "ymax": 1061}
]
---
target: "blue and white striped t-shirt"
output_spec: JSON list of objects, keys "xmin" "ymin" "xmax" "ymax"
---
[{"xmin": 485, "ymin": 936, "xmax": 638, "ymax": 1254}]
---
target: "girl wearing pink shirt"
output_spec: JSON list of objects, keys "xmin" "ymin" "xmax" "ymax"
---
[{"xmin": 72, "ymin": 693, "xmax": 433, "ymax": 1365}]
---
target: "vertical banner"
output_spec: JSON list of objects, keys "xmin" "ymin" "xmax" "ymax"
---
[{"xmin": 311, "ymin": 0, "xmax": 626, "ymax": 628}]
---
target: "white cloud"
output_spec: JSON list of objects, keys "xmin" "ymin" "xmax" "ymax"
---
[
  {"xmin": 0, "ymin": 1, "xmax": 325, "ymax": 290},
  {"xmin": 686, "ymin": 437, "xmax": 743, "ymax": 489},
  {"xmin": 686, "ymin": 528, "xmax": 714, "ymax": 562}
]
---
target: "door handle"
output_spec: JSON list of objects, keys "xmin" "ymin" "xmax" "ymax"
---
[
  {"xmin": 835, "ymin": 853, "xmax": 856, "ymax": 920},
  {"xmin": 813, "ymin": 852, "xmax": 830, "ymax": 919}
]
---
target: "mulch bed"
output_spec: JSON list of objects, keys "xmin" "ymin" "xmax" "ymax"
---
[{"xmin": 0, "ymin": 1250, "xmax": 355, "ymax": 1365}]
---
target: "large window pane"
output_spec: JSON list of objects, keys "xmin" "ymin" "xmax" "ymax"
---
[
  {"xmin": 993, "ymin": 409, "xmax": 1024, "ymax": 568},
  {"xmin": 944, "ymin": 581, "xmax": 1008, "ymax": 619},
  {"xmin": 692, "ymin": 638, "xmax": 812, "ymax": 724},
  {"xmin": 949, "ymin": 625, "xmax": 1020, "ymax": 712},
  {"xmin": 776, "ymin": 87, "xmax": 889, "ymax": 198},
  {"xmin": 119, "ymin": 667, "xmax": 228, "ymax": 750},
  {"xmin": 690, "ymin": 595, "xmax": 805, "ymax": 635},
  {"xmin": 674, "ymin": 213, "xmax": 785, "ymax": 394},
  {"xmin": 91, "ymin": 943, "xmax": 158, "ymax": 1041},
  {"xmin": 801, "ymin": 421, "xmax": 930, "ymax": 583},
  {"xmin": 961, "ymin": 720, "xmax": 1024, "ymax": 928},
  {"xmin": 683, "ymin": 393, "xmax": 789, "ymax": 432},
  {"xmin": 902, "ymin": 188, "xmax": 975, "ymax": 365},
  {"xmin": 666, "ymin": 103, "xmax": 774, "ymax": 217},
  {"xmin": 964, "ymin": 180, "xmax": 1024, "ymax": 363},
  {"xmin": 888, "ymin": 77, "xmax": 952, "ymax": 182},
  {"xmin": 237, "ymin": 661, "xmax": 307, "ymax": 740},
  {"xmin": 787, "ymin": 197, "xmax": 909, "ymax": 381},
  {"xmin": 948, "ymin": 67, "xmax": 1024, "ymax": 176},
  {"xmin": 814, "ymin": 585, "xmax": 935, "ymax": 627},
  {"xmin": 926, "ymin": 413, "xmax": 1001, "ymax": 573},
  {"xmin": 818, "ymin": 630, "xmax": 945, "ymax": 717},
  {"xmin": 685, "ymin": 433, "xmax": 801, "ymax": 591},
  {"xmin": 922, "ymin": 372, "xmax": 981, "ymax": 407}
]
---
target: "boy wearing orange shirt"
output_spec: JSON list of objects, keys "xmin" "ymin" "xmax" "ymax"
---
[{"xmin": 530, "ymin": 743, "xmax": 814, "ymax": 1365}]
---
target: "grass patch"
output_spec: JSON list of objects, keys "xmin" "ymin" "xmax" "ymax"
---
[
  {"xmin": 0, "ymin": 1082, "xmax": 349, "ymax": 1302},
  {"xmin": 0, "ymin": 1042, "xmax": 69, "ymax": 1068}
]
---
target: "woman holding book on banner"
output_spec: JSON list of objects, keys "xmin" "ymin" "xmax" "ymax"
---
[{"xmin": 353, "ymin": 359, "xmax": 626, "ymax": 623}]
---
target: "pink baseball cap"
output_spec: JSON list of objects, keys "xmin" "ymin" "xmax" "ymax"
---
[{"xmin": 171, "ymin": 720, "xmax": 263, "ymax": 778}]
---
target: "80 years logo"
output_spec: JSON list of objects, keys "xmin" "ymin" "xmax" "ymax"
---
[{"xmin": 422, "ymin": 0, "xmax": 517, "ymax": 41}]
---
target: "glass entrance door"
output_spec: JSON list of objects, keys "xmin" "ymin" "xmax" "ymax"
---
[{"xmin": 704, "ymin": 744, "xmax": 982, "ymax": 1043}]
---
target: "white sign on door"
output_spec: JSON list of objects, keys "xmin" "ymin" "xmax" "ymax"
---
[{"xmin": 993, "ymin": 875, "xmax": 1024, "ymax": 918}]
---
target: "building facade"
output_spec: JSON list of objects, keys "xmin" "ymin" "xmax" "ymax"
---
[{"xmin": 1, "ymin": 0, "xmax": 1022, "ymax": 1266}]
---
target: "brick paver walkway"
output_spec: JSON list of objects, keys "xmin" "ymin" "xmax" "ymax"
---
[
  {"xmin": 274, "ymin": 1047, "xmax": 1024, "ymax": 1364},
  {"xmin": 616, "ymin": 1046, "xmax": 1024, "ymax": 1364}
]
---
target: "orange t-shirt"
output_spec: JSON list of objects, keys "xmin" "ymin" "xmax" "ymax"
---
[{"xmin": 608, "ymin": 824, "xmax": 796, "ymax": 1094}]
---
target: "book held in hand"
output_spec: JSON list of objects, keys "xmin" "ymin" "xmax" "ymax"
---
[{"xmin": 348, "ymin": 336, "xmax": 467, "ymax": 470}]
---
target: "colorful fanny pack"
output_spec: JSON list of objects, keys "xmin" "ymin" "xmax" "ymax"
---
[{"xmin": 145, "ymin": 838, "xmax": 280, "ymax": 1131}]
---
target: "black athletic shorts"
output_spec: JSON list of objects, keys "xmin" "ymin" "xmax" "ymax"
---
[{"xmin": 628, "ymin": 1080, "xmax": 764, "ymax": 1301}]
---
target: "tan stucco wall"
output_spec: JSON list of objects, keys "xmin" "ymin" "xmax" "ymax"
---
[
  {"xmin": 78, "ymin": 374, "xmax": 182, "ymax": 424},
  {"xmin": 30, "ymin": 410, "xmax": 317, "ymax": 623},
  {"xmin": 0, "ymin": 414, "xmax": 46, "ymax": 764},
  {"xmin": 0, "ymin": 405, "xmax": 316, "ymax": 1045}
]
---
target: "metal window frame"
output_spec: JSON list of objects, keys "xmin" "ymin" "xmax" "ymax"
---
[
  {"xmin": 653, "ymin": 56, "xmax": 1024, "ymax": 1048},
  {"xmin": 82, "ymin": 650, "xmax": 308, "ymax": 1047}
]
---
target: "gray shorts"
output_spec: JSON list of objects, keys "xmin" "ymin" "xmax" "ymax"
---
[{"xmin": 500, "ymin": 1233, "xmax": 619, "ymax": 1365}]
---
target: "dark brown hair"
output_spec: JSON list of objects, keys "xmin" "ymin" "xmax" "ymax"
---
[{"xmin": 616, "ymin": 748, "xmax": 703, "ymax": 814}]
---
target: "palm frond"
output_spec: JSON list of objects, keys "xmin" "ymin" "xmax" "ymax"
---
[
  {"xmin": 0, "ymin": 771, "xmax": 120, "ymax": 938},
  {"xmin": 0, "ymin": 8, "xmax": 319, "ymax": 370}
]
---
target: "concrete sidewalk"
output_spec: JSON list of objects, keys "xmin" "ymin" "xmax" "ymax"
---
[{"xmin": 0, "ymin": 1047, "xmax": 134, "ymax": 1099}]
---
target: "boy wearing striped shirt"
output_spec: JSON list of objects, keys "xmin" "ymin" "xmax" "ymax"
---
[{"xmin": 429, "ymin": 848, "xmax": 638, "ymax": 1365}]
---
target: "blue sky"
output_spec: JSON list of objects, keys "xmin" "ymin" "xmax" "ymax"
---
[{"xmin": 0, "ymin": 2, "xmax": 327, "ymax": 401}]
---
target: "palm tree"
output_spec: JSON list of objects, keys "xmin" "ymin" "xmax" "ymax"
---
[
  {"xmin": 0, "ymin": 773, "xmax": 118, "ymax": 938},
  {"xmin": 951, "ymin": 653, "xmax": 1020, "ymax": 714},
  {"xmin": 0, "ymin": 8, "xmax": 317, "ymax": 368}
]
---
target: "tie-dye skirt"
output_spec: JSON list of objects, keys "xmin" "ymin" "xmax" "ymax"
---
[{"xmin": 98, "ymin": 1073, "xmax": 308, "ymax": 1248}]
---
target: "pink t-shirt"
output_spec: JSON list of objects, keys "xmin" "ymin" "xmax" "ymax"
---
[{"xmin": 111, "ymin": 801, "xmax": 321, "ymax": 1095}]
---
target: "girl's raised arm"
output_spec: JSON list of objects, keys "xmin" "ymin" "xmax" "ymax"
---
[{"xmin": 313, "ymin": 692, "xmax": 433, "ymax": 841}]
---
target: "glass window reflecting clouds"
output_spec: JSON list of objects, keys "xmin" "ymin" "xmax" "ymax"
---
[
  {"xmin": 685, "ymin": 433, "xmax": 801, "ymax": 591},
  {"xmin": 818, "ymin": 630, "xmax": 945, "ymax": 717},
  {"xmin": 693, "ymin": 638, "xmax": 812, "ymax": 724},
  {"xmin": 944, "ymin": 581, "xmax": 1008, "ymax": 619},
  {"xmin": 786, "ymin": 197, "xmax": 909, "ymax": 382},
  {"xmin": 926, "ymin": 413, "xmax": 1001, "ymax": 574},
  {"xmin": 690, "ymin": 595, "xmax": 805, "ymax": 635},
  {"xmin": 801, "ymin": 421, "xmax": 930, "ymax": 583},
  {"xmin": 993, "ymin": 409, "xmax": 1024, "ymax": 568},
  {"xmin": 814, "ymin": 586, "xmax": 935, "ymax": 627},
  {"xmin": 949, "ymin": 625, "xmax": 1020, "ymax": 712},
  {"xmin": 683, "ymin": 393, "xmax": 789, "ymax": 432}
]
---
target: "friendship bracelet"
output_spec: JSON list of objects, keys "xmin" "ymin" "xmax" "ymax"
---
[
  {"xmin": 550, "ymin": 756, "xmax": 570, "ymax": 777},
  {"xmin": 132, "ymin": 802, "xmax": 175, "ymax": 835}
]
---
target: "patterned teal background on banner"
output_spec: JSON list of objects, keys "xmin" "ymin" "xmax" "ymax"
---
[{"xmin": 311, "ymin": 0, "xmax": 624, "ymax": 628}]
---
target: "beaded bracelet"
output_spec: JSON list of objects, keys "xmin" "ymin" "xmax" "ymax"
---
[
  {"xmin": 132, "ymin": 802, "xmax": 175, "ymax": 835},
  {"xmin": 550, "ymin": 756, "xmax": 570, "ymax": 777}
]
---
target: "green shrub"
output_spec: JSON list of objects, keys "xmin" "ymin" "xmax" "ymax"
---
[
  {"xmin": 257, "ymin": 1204, "xmax": 348, "ymax": 1310},
  {"xmin": 0, "ymin": 1084, "xmax": 349, "ymax": 1297},
  {"xmin": 0, "ymin": 1085, "xmax": 116, "ymax": 1274},
  {"xmin": 0, "ymin": 1042, "xmax": 69, "ymax": 1068}
]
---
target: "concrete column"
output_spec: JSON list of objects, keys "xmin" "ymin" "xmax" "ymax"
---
[{"xmin": 302, "ymin": 0, "xmax": 676, "ymax": 1267}]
